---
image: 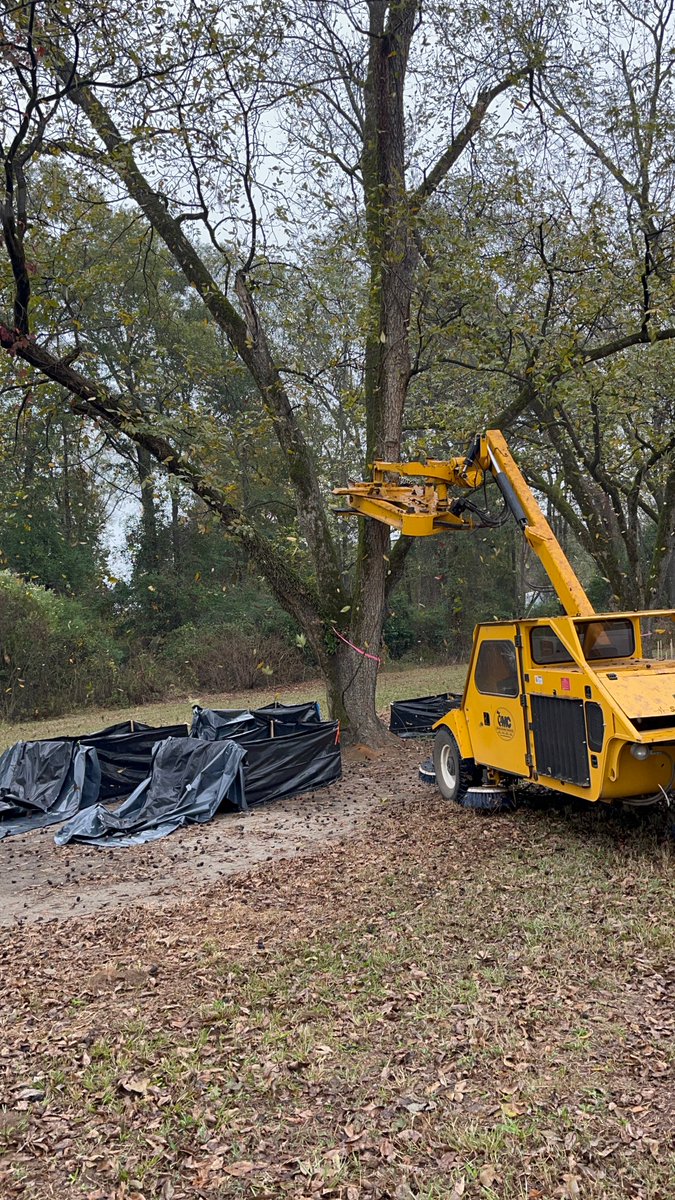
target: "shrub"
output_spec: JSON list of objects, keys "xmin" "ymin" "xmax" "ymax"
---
[
  {"xmin": 162, "ymin": 623, "xmax": 311, "ymax": 692},
  {"xmin": 383, "ymin": 600, "xmax": 416, "ymax": 659},
  {"xmin": 0, "ymin": 572, "xmax": 317, "ymax": 722},
  {"xmin": 114, "ymin": 650, "xmax": 175, "ymax": 706},
  {"xmin": 0, "ymin": 571, "xmax": 169, "ymax": 720}
]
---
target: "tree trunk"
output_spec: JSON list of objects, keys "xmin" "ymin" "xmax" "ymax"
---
[
  {"xmin": 339, "ymin": 0, "xmax": 420, "ymax": 743},
  {"xmin": 136, "ymin": 446, "xmax": 159, "ymax": 572},
  {"xmin": 648, "ymin": 458, "xmax": 675, "ymax": 605},
  {"xmin": 170, "ymin": 490, "xmax": 181, "ymax": 575},
  {"xmin": 324, "ymin": 638, "xmax": 385, "ymax": 745}
]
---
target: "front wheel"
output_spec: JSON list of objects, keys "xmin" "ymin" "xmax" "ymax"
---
[{"xmin": 433, "ymin": 727, "xmax": 479, "ymax": 803}]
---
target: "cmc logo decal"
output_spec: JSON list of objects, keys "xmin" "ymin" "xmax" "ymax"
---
[{"xmin": 495, "ymin": 708, "xmax": 515, "ymax": 740}]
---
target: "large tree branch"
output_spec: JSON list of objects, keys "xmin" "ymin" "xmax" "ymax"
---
[
  {"xmin": 411, "ymin": 71, "xmax": 528, "ymax": 207},
  {"xmin": 0, "ymin": 325, "xmax": 333, "ymax": 657},
  {"xmin": 43, "ymin": 49, "xmax": 342, "ymax": 598},
  {"xmin": 484, "ymin": 321, "xmax": 675, "ymax": 432},
  {"xmin": 582, "ymin": 324, "xmax": 675, "ymax": 364}
]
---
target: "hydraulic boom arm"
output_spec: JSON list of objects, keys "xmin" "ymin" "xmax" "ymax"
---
[{"xmin": 334, "ymin": 430, "xmax": 594, "ymax": 618}]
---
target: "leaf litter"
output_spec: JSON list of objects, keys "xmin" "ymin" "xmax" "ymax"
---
[{"xmin": 0, "ymin": 739, "xmax": 673, "ymax": 1198}]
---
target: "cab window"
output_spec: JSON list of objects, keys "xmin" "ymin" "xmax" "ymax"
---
[
  {"xmin": 474, "ymin": 639, "xmax": 519, "ymax": 697},
  {"xmin": 530, "ymin": 626, "xmax": 573, "ymax": 665},
  {"xmin": 575, "ymin": 619, "xmax": 635, "ymax": 661}
]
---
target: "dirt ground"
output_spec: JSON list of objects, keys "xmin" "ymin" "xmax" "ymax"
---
[
  {"xmin": 0, "ymin": 741, "xmax": 404, "ymax": 926},
  {"xmin": 2, "ymin": 739, "xmax": 674, "ymax": 1200}
]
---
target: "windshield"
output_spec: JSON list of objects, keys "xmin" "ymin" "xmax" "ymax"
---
[
  {"xmin": 530, "ymin": 625, "xmax": 573, "ymax": 665},
  {"xmin": 639, "ymin": 615, "xmax": 675, "ymax": 661},
  {"xmin": 575, "ymin": 619, "xmax": 635, "ymax": 661}
]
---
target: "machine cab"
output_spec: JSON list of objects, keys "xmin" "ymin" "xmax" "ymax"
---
[{"xmin": 449, "ymin": 611, "xmax": 675, "ymax": 802}]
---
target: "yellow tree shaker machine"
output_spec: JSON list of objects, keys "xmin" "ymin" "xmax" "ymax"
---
[{"xmin": 335, "ymin": 432, "xmax": 675, "ymax": 807}]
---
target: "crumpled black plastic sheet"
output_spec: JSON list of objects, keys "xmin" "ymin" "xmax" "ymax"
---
[
  {"xmin": 0, "ymin": 740, "xmax": 101, "ymax": 839},
  {"xmin": 389, "ymin": 693, "xmax": 462, "ymax": 737},
  {"xmin": 0, "ymin": 703, "xmax": 340, "ymax": 847},
  {"xmin": 55, "ymin": 737, "xmax": 246, "ymax": 847},
  {"xmin": 0, "ymin": 722, "xmax": 188, "ymax": 840}
]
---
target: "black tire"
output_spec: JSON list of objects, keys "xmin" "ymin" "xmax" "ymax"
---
[{"xmin": 433, "ymin": 727, "xmax": 479, "ymax": 803}]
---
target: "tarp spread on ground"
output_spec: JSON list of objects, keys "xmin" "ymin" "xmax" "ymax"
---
[
  {"xmin": 0, "ymin": 704, "xmax": 339, "ymax": 846},
  {"xmin": 55, "ymin": 737, "xmax": 246, "ymax": 847},
  {"xmin": 192, "ymin": 703, "xmax": 341, "ymax": 806},
  {"xmin": 0, "ymin": 722, "xmax": 188, "ymax": 839},
  {"xmin": 389, "ymin": 693, "xmax": 462, "ymax": 737},
  {"xmin": 0, "ymin": 740, "xmax": 101, "ymax": 839}
]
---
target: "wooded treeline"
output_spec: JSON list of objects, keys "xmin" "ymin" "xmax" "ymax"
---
[{"xmin": 1, "ymin": 1, "xmax": 675, "ymax": 732}]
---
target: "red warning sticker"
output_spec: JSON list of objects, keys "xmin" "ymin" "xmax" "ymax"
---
[{"xmin": 561, "ymin": 676, "xmax": 571, "ymax": 692}]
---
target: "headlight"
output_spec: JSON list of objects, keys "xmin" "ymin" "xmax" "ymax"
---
[{"xmin": 630, "ymin": 743, "xmax": 651, "ymax": 760}]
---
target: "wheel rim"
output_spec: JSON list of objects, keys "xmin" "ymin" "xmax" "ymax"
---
[{"xmin": 439, "ymin": 742, "xmax": 457, "ymax": 791}]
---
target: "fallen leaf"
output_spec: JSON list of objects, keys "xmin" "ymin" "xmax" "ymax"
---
[
  {"xmin": 479, "ymin": 1164, "xmax": 498, "ymax": 1188},
  {"xmin": 501, "ymin": 1102, "xmax": 524, "ymax": 1118},
  {"xmin": 14, "ymin": 1088, "xmax": 44, "ymax": 1103},
  {"xmin": 118, "ymin": 1075, "xmax": 150, "ymax": 1097},
  {"xmin": 399, "ymin": 1095, "xmax": 435, "ymax": 1113},
  {"xmin": 223, "ymin": 1161, "xmax": 254, "ymax": 1177}
]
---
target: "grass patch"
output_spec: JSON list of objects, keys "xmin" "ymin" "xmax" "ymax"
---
[{"xmin": 0, "ymin": 662, "xmax": 466, "ymax": 750}]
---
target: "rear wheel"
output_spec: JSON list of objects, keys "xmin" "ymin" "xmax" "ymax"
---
[{"xmin": 433, "ymin": 727, "xmax": 479, "ymax": 803}]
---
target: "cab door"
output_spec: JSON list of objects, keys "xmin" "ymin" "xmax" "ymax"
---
[{"xmin": 464, "ymin": 625, "xmax": 530, "ymax": 777}]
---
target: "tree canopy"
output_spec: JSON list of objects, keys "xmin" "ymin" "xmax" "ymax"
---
[{"xmin": 2, "ymin": 0, "xmax": 675, "ymax": 737}]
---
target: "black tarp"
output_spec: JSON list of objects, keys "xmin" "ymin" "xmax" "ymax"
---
[
  {"xmin": 389, "ymin": 692, "xmax": 462, "ymax": 737},
  {"xmin": 77, "ymin": 721, "xmax": 189, "ymax": 799},
  {"xmin": 191, "ymin": 703, "xmax": 341, "ymax": 806},
  {"xmin": 0, "ymin": 740, "xmax": 101, "ymax": 839},
  {"xmin": 55, "ymin": 736, "xmax": 246, "ymax": 847},
  {"xmin": 234, "ymin": 720, "xmax": 341, "ymax": 805},
  {"xmin": 1, "ymin": 703, "xmax": 340, "ymax": 847},
  {"xmin": 191, "ymin": 701, "xmax": 321, "ymax": 741},
  {"xmin": 0, "ymin": 721, "xmax": 189, "ymax": 839}
]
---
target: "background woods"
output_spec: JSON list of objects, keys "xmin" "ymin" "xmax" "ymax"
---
[{"xmin": 2, "ymin": 1, "xmax": 675, "ymax": 731}]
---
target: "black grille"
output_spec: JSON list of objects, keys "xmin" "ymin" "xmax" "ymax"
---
[{"xmin": 530, "ymin": 695, "xmax": 590, "ymax": 787}]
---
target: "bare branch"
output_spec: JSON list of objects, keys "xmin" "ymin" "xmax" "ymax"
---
[{"xmin": 412, "ymin": 71, "xmax": 528, "ymax": 207}]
